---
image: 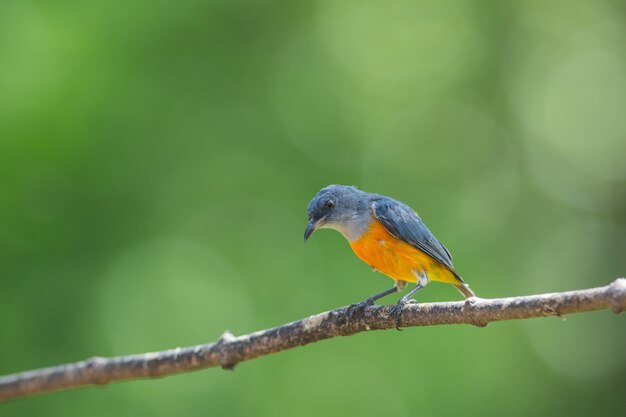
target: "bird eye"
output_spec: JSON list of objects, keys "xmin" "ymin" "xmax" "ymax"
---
[{"xmin": 325, "ymin": 200, "xmax": 334, "ymax": 209}]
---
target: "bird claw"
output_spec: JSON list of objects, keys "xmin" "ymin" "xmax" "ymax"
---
[
  {"xmin": 391, "ymin": 297, "xmax": 417, "ymax": 330},
  {"xmin": 391, "ymin": 303, "xmax": 405, "ymax": 331},
  {"xmin": 347, "ymin": 299, "xmax": 373, "ymax": 319},
  {"xmin": 363, "ymin": 297, "xmax": 376, "ymax": 307}
]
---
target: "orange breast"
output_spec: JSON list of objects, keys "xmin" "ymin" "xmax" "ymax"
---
[{"xmin": 349, "ymin": 219, "xmax": 457, "ymax": 284}]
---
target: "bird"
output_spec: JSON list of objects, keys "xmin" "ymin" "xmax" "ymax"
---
[{"xmin": 304, "ymin": 184, "xmax": 475, "ymax": 328}]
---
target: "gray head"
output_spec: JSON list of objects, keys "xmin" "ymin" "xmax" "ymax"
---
[{"xmin": 304, "ymin": 185, "xmax": 372, "ymax": 242}]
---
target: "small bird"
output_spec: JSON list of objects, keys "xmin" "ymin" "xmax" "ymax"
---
[{"xmin": 304, "ymin": 184, "xmax": 475, "ymax": 328}]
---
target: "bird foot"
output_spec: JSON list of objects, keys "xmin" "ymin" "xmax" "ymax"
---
[
  {"xmin": 390, "ymin": 297, "xmax": 419, "ymax": 330},
  {"xmin": 347, "ymin": 298, "xmax": 374, "ymax": 319},
  {"xmin": 464, "ymin": 296, "xmax": 483, "ymax": 306},
  {"xmin": 391, "ymin": 301, "xmax": 406, "ymax": 331}
]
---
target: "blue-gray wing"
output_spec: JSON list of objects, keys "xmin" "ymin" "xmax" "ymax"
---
[{"xmin": 371, "ymin": 197, "xmax": 455, "ymax": 270}]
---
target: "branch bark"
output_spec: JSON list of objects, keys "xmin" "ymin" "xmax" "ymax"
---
[{"xmin": 1, "ymin": 278, "xmax": 625, "ymax": 403}]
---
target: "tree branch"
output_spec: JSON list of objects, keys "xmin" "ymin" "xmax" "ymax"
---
[{"xmin": 1, "ymin": 278, "xmax": 625, "ymax": 402}]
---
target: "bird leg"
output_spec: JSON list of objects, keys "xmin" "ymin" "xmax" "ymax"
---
[
  {"xmin": 347, "ymin": 285, "xmax": 400, "ymax": 319},
  {"xmin": 365, "ymin": 285, "xmax": 400, "ymax": 305},
  {"xmin": 393, "ymin": 272, "xmax": 428, "ymax": 330}
]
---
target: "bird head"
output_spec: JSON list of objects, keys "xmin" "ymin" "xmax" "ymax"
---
[{"xmin": 304, "ymin": 185, "xmax": 370, "ymax": 242}]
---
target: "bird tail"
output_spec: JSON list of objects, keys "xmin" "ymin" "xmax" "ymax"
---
[{"xmin": 451, "ymin": 271, "xmax": 476, "ymax": 298}]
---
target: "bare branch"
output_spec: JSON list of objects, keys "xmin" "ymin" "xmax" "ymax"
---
[{"xmin": 1, "ymin": 278, "xmax": 625, "ymax": 403}]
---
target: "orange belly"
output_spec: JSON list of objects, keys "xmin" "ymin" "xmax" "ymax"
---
[{"xmin": 349, "ymin": 219, "xmax": 458, "ymax": 284}]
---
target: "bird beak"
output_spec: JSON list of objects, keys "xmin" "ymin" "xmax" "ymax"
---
[{"xmin": 304, "ymin": 219, "xmax": 320, "ymax": 242}]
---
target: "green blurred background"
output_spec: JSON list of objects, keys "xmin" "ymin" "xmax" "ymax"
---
[{"xmin": 1, "ymin": 0, "xmax": 625, "ymax": 415}]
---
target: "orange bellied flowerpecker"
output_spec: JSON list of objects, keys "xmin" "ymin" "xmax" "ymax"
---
[{"xmin": 304, "ymin": 184, "xmax": 476, "ymax": 328}]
